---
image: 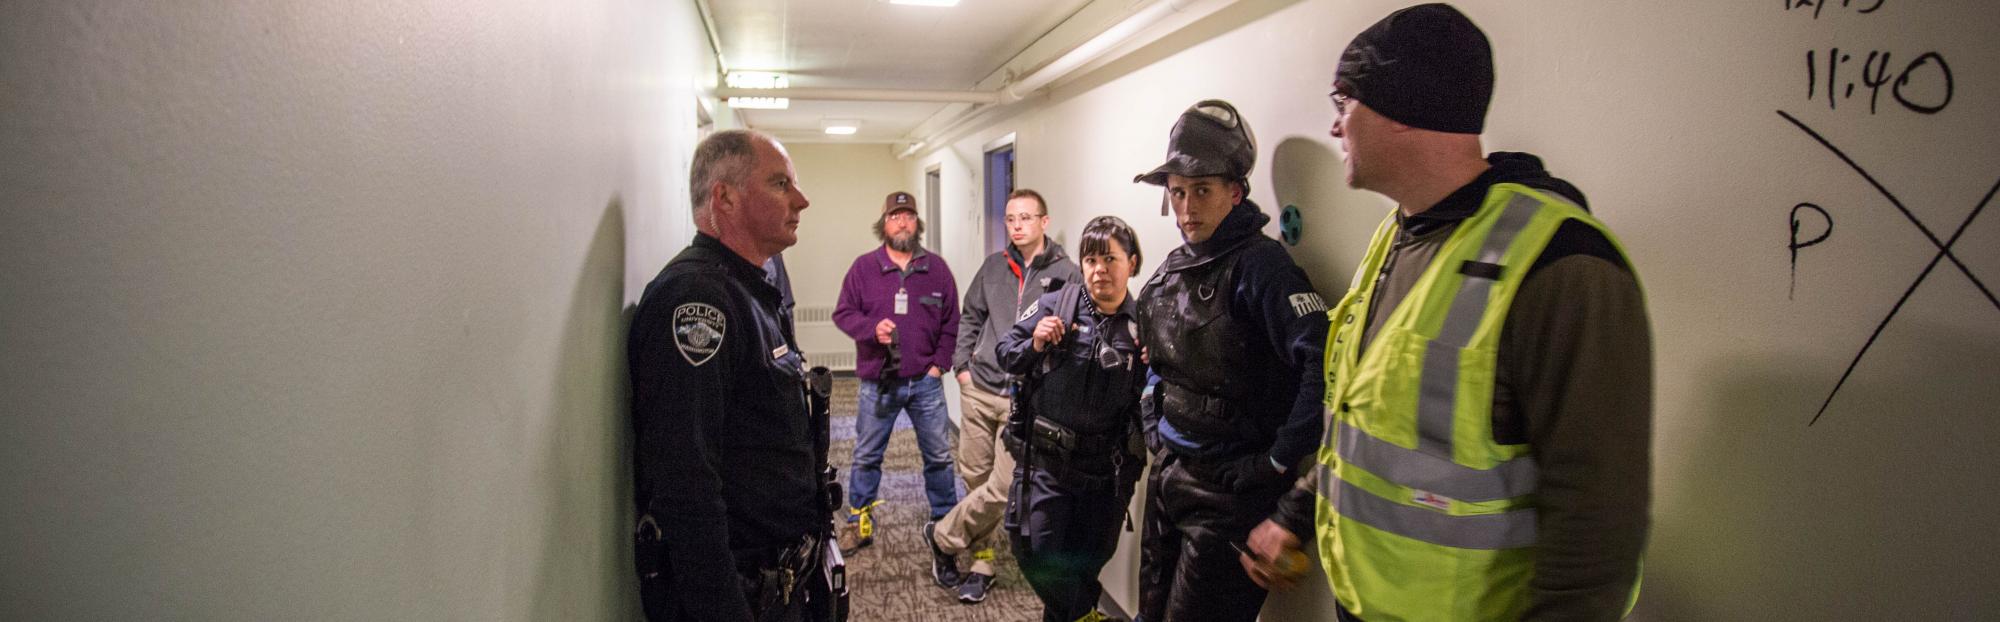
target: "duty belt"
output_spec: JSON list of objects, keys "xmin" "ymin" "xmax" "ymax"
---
[
  {"xmin": 1026, "ymin": 417, "xmax": 1128, "ymax": 456},
  {"xmin": 735, "ymin": 532, "xmax": 822, "ymax": 609}
]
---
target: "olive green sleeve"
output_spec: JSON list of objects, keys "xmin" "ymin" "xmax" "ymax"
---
[{"xmin": 1504, "ymin": 254, "xmax": 1653, "ymax": 622}]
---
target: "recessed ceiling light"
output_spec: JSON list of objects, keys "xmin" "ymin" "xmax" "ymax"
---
[
  {"xmin": 822, "ymin": 119, "xmax": 860, "ymax": 135},
  {"xmin": 727, "ymin": 97, "xmax": 789, "ymax": 110},
  {"xmin": 885, "ymin": 0, "xmax": 959, "ymax": 6}
]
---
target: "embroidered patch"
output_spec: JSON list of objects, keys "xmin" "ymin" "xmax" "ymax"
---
[
  {"xmin": 672, "ymin": 303, "xmax": 726, "ymax": 366},
  {"xmin": 772, "ymin": 344, "xmax": 789, "ymax": 360},
  {"xmin": 1288, "ymin": 292, "xmax": 1328, "ymax": 318},
  {"xmin": 1017, "ymin": 304, "xmax": 1039, "ymax": 322},
  {"xmin": 1411, "ymin": 489, "xmax": 1454, "ymax": 512}
]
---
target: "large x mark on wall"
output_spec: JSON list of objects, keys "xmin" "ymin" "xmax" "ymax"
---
[{"xmin": 1777, "ymin": 110, "xmax": 1999, "ymax": 425}]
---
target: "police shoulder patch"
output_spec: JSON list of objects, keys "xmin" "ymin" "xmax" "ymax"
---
[
  {"xmin": 1017, "ymin": 303, "xmax": 1039, "ymax": 323},
  {"xmin": 672, "ymin": 302, "xmax": 727, "ymax": 366}
]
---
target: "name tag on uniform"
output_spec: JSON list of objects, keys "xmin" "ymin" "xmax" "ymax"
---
[
  {"xmin": 772, "ymin": 345, "xmax": 789, "ymax": 359},
  {"xmin": 894, "ymin": 289, "xmax": 909, "ymax": 315}
]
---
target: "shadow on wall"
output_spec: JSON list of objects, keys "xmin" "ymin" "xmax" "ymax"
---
[
  {"xmin": 532, "ymin": 195, "xmax": 638, "ymax": 619},
  {"xmin": 1638, "ymin": 317, "xmax": 2000, "ymax": 621},
  {"xmin": 1269, "ymin": 135, "xmax": 1362, "ymax": 295}
]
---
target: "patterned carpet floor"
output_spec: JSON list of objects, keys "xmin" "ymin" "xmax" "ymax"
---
[{"xmin": 828, "ymin": 375, "xmax": 1046, "ymax": 622}]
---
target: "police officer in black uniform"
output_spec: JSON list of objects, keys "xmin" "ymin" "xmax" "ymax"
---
[
  {"xmin": 1130, "ymin": 100, "xmax": 1330, "ymax": 622},
  {"xmin": 998, "ymin": 216, "xmax": 1149, "ymax": 622},
  {"xmin": 629, "ymin": 129, "xmax": 845, "ymax": 622}
]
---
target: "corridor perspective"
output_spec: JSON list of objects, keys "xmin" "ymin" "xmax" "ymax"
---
[{"xmin": 5, "ymin": 0, "xmax": 1997, "ymax": 620}]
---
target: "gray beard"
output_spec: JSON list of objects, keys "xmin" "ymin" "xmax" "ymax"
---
[{"xmin": 887, "ymin": 233, "xmax": 920, "ymax": 254}]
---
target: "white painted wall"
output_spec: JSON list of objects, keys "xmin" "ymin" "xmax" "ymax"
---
[
  {"xmin": 784, "ymin": 142, "xmax": 910, "ymax": 314},
  {"xmin": 0, "ymin": 1, "xmax": 727, "ymax": 619},
  {"xmin": 907, "ymin": 0, "xmax": 2000, "ymax": 619}
]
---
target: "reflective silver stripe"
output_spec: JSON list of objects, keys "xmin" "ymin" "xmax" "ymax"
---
[
  {"xmin": 1315, "ymin": 462, "xmax": 1340, "ymax": 506},
  {"xmin": 1337, "ymin": 421, "xmax": 1536, "ymax": 502},
  {"xmin": 1334, "ymin": 478, "xmax": 1537, "ymax": 550},
  {"xmin": 1414, "ymin": 194, "xmax": 1543, "ymax": 458}
]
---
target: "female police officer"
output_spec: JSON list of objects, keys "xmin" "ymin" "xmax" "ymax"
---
[{"xmin": 997, "ymin": 216, "xmax": 1148, "ymax": 622}]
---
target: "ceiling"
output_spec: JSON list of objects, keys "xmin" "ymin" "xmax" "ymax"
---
[{"xmin": 705, "ymin": 0, "xmax": 1095, "ymax": 143}]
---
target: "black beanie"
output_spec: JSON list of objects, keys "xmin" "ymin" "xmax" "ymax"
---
[{"xmin": 1334, "ymin": 3, "xmax": 1493, "ymax": 134}]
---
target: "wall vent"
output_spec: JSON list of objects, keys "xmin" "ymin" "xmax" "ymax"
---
[
  {"xmin": 795, "ymin": 304, "xmax": 835, "ymax": 324},
  {"xmin": 794, "ymin": 304, "xmax": 852, "ymax": 371},
  {"xmin": 805, "ymin": 350, "xmax": 855, "ymax": 372}
]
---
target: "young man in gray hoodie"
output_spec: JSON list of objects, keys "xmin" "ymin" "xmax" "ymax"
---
[{"xmin": 925, "ymin": 188, "xmax": 1081, "ymax": 604}]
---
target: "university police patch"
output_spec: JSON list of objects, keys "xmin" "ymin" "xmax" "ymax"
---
[{"xmin": 673, "ymin": 303, "xmax": 726, "ymax": 366}]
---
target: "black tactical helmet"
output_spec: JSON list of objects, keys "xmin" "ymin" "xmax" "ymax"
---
[{"xmin": 1133, "ymin": 99, "xmax": 1257, "ymax": 189}]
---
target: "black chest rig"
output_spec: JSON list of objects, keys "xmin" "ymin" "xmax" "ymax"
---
[
  {"xmin": 1035, "ymin": 302, "xmax": 1146, "ymax": 437},
  {"xmin": 1136, "ymin": 238, "xmax": 1256, "ymax": 438}
]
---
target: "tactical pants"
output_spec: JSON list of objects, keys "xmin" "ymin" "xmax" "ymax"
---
[
  {"xmin": 1007, "ymin": 455, "xmax": 1140, "ymax": 622},
  {"xmin": 935, "ymin": 382, "xmax": 1013, "ymax": 575},
  {"xmin": 1136, "ymin": 453, "xmax": 1290, "ymax": 622},
  {"xmin": 640, "ymin": 538, "xmax": 844, "ymax": 622},
  {"xmin": 640, "ymin": 568, "xmax": 807, "ymax": 622}
]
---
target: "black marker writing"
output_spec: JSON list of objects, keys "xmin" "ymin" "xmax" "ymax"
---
[
  {"xmin": 1802, "ymin": 48, "xmax": 1952, "ymax": 114},
  {"xmin": 1789, "ymin": 203, "xmax": 1833, "ymax": 300},
  {"xmin": 1786, "ymin": 0, "xmax": 1886, "ymax": 19},
  {"xmin": 1893, "ymin": 52, "xmax": 1953, "ymax": 114},
  {"xmin": 1858, "ymin": 51, "xmax": 1893, "ymax": 114},
  {"xmin": 1777, "ymin": 110, "xmax": 1999, "ymax": 425}
]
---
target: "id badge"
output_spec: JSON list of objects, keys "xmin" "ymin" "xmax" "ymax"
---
[{"xmin": 894, "ymin": 289, "xmax": 908, "ymax": 315}]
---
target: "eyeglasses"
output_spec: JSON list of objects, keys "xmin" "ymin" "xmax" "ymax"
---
[{"xmin": 1330, "ymin": 91, "xmax": 1354, "ymax": 115}]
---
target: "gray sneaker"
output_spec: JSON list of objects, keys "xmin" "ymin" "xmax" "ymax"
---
[
  {"xmin": 956, "ymin": 571, "xmax": 995, "ymax": 604},
  {"xmin": 923, "ymin": 522, "xmax": 962, "ymax": 588}
]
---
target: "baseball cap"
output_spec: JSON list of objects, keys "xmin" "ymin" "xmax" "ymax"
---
[{"xmin": 883, "ymin": 191, "xmax": 917, "ymax": 215}]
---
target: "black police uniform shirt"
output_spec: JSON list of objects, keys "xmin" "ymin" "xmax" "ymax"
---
[
  {"xmin": 1136, "ymin": 200, "xmax": 1328, "ymax": 469},
  {"xmin": 628, "ymin": 233, "xmax": 819, "ymax": 618},
  {"xmin": 996, "ymin": 286, "xmax": 1149, "ymax": 441}
]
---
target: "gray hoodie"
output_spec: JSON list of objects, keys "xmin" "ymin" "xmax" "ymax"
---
[{"xmin": 952, "ymin": 238, "xmax": 1081, "ymax": 393}]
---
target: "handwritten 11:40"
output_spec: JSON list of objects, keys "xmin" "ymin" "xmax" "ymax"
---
[{"xmin": 1803, "ymin": 48, "xmax": 1952, "ymax": 115}]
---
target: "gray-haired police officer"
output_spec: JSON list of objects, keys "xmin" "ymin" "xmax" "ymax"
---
[
  {"xmin": 1131, "ymin": 100, "xmax": 1330, "ymax": 622},
  {"xmin": 629, "ymin": 129, "xmax": 845, "ymax": 621}
]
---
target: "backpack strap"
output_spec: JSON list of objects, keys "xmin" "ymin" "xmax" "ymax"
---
[
  {"xmin": 1054, "ymin": 280, "xmax": 1082, "ymax": 327},
  {"xmin": 1036, "ymin": 281, "xmax": 1083, "ymax": 378}
]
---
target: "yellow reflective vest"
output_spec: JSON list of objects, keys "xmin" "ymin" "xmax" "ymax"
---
[{"xmin": 1313, "ymin": 183, "xmax": 1640, "ymax": 621}]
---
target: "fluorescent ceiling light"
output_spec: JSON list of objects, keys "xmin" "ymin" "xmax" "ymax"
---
[
  {"xmin": 727, "ymin": 97, "xmax": 789, "ymax": 110},
  {"xmin": 885, "ymin": 0, "xmax": 960, "ymax": 6},
  {"xmin": 726, "ymin": 71, "xmax": 789, "ymax": 89},
  {"xmin": 822, "ymin": 119, "xmax": 860, "ymax": 135}
]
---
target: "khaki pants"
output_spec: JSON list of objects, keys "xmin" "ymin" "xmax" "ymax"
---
[{"xmin": 932, "ymin": 382, "xmax": 1013, "ymax": 575}]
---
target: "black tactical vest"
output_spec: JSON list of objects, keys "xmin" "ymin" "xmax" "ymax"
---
[{"xmin": 1136, "ymin": 237, "xmax": 1259, "ymax": 438}]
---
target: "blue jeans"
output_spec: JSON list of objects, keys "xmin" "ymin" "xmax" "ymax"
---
[{"xmin": 848, "ymin": 374, "xmax": 959, "ymax": 519}]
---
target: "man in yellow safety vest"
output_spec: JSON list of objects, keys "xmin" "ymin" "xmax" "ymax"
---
[{"xmin": 1241, "ymin": 4, "xmax": 1653, "ymax": 621}]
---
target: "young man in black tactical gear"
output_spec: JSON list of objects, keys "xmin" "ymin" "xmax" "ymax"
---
[{"xmin": 1129, "ymin": 100, "xmax": 1330, "ymax": 622}]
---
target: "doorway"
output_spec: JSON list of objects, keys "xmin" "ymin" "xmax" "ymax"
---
[
  {"xmin": 924, "ymin": 165, "xmax": 942, "ymax": 251},
  {"xmin": 982, "ymin": 139, "xmax": 1015, "ymax": 256}
]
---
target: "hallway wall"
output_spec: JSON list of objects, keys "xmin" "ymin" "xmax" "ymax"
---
[
  {"xmin": 782, "ymin": 142, "xmax": 908, "ymax": 315},
  {"xmin": 0, "ymin": 1, "xmax": 724, "ymax": 619},
  {"xmin": 907, "ymin": 0, "xmax": 2000, "ymax": 619}
]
